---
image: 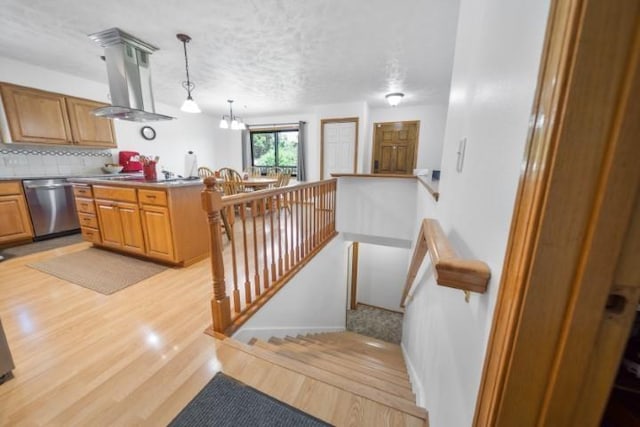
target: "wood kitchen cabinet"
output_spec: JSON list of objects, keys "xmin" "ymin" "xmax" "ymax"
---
[
  {"xmin": 95, "ymin": 201, "xmax": 145, "ymax": 255},
  {"xmin": 0, "ymin": 181, "xmax": 34, "ymax": 246},
  {"xmin": 0, "ymin": 84, "xmax": 72, "ymax": 145},
  {"xmin": 71, "ymin": 182, "xmax": 208, "ymax": 266},
  {"xmin": 0, "ymin": 83, "xmax": 117, "ymax": 148},
  {"xmin": 94, "ymin": 187, "xmax": 145, "ymax": 256},
  {"xmin": 66, "ymin": 97, "xmax": 116, "ymax": 148},
  {"xmin": 140, "ymin": 205, "xmax": 174, "ymax": 262},
  {"xmin": 138, "ymin": 188, "xmax": 174, "ymax": 262}
]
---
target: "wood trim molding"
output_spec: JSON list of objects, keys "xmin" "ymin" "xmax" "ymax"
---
[
  {"xmin": 474, "ymin": 0, "xmax": 640, "ymax": 424},
  {"xmin": 350, "ymin": 242, "xmax": 359, "ymax": 310},
  {"xmin": 331, "ymin": 173, "xmax": 417, "ymax": 179},
  {"xmin": 401, "ymin": 219, "xmax": 490, "ymax": 307},
  {"xmin": 320, "ymin": 117, "xmax": 359, "ymax": 180}
]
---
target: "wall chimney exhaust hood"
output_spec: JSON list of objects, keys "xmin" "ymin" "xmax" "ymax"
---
[{"xmin": 88, "ymin": 28, "xmax": 174, "ymax": 122}]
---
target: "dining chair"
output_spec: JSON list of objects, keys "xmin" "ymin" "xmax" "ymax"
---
[
  {"xmin": 218, "ymin": 167, "xmax": 246, "ymax": 195},
  {"xmin": 276, "ymin": 168, "xmax": 292, "ymax": 188},
  {"xmin": 266, "ymin": 167, "xmax": 282, "ymax": 177},
  {"xmin": 197, "ymin": 166, "xmax": 215, "ymax": 178},
  {"xmin": 245, "ymin": 166, "xmax": 262, "ymax": 177}
]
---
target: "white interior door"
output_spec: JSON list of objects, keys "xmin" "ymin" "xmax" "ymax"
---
[{"xmin": 322, "ymin": 121, "xmax": 357, "ymax": 179}]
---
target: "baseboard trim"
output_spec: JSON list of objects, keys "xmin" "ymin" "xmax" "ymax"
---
[
  {"xmin": 401, "ymin": 341, "xmax": 427, "ymax": 409},
  {"xmin": 232, "ymin": 326, "xmax": 346, "ymax": 343},
  {"xmin": 355, "ymin": 302, "xmax": 405, "ymax": 315}
]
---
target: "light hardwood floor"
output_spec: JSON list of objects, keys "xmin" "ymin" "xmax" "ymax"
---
[{"xmin": 0, "ymin": 241, "xmax": 423, "ymax": 426}]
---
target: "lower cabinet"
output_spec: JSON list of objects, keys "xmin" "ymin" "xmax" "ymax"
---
[
  {"xmin": 95, "ymin": 200, "xmax": 145, "ymax": 255},
  {"xmin": 140, "ymin": 205, "xmax": 174, "ymax": 262},
  {"xmin": 0, "ymin": 182, "xmax": 33, "ymax": 245},
  {"xmin": 72, "ymin": 183, "xmax": 207, "ymax": 266}
]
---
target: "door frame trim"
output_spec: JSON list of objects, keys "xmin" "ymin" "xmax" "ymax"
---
[
  {"xmin": 371, "ymin": 120, "xmax": 420, "ymax": 175},
  {"xmin": 320, "ymin": 117, "xmax": 359, "ymax": 180},
  {"xmin": 474, "ymin": 0, "xmax": 640, "ymax": 424}
]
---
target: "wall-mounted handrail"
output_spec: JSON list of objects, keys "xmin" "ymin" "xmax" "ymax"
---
[
  {"xmin": 202, "ymin": 178, "xmax": 338, "ymax": 335},
  {"xmin": 401, "ymin": 218, "xmax": 490, "ymax": 307}
]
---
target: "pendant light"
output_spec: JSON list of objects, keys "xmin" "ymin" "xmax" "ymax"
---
[
  {"xmin": 219, "ymin": 100, "xmax": 246, "ymax": 130},
  {"xmin": 177, "ymin": 33, "xmax": 201, "ymax": 113},
  {"xmin": 385, "ymin": 92, "xmax": 404, "ymax": 107}
]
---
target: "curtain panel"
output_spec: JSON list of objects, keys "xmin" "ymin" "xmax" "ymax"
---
[{"xmin": 297, "ymin": 121, "xmax": 307, "ymax": 181}]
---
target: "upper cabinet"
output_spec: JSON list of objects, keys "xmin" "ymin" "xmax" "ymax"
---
[
  {"xmin": 1, "ymin": 84, "xmax": 72, "ymax": 145},
  {"xmin": 0, "ymin": 83, "xmax": 117, "ymax": 148},
  {"xmin": 66, "ymin": 97, "xmax": 116, "ymax": 147}
]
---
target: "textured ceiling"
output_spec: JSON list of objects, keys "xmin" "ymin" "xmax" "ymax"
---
[{"xmin": 0, "ymin": 0, "xmax": 460, "ymax": 116}]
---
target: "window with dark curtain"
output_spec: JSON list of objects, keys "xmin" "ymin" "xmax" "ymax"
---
[{"xmin": 250, "ymin": 129, "xmax": 298, "ymax": 176}]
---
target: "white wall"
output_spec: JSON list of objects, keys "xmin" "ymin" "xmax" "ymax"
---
[
  {"xmin": 0, "ymin": 56, "xmax": 222, "ymax": 176},
  {"xmin": 357, "ymin": 243, "xmax": 411, "ymax": 311},
  {"xmin": 367, "ymin": 104, "xmax": 448, "ymax": 173},
  {"xmin": 233, "ymin": 235, "xmax": 349, "ymax": 342},
  {"xmin": 336, "ymin": 176, "xmax": 417, "ymax": 242},
  {"xmin": 241, "ymin": 101, "xmax": 367, "ymax": 182},
  {"xmin": 401, "ymin": 1, "xmax": 551, "ymax": 426},
  {"xmin": 216, "ymin": 100, "xmax": 449, "ymax": 182}
]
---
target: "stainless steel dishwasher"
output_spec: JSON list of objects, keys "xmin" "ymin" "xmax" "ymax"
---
[{"xmin": 22, "ymin": 178, "xmax": 80, "ymax": 239}]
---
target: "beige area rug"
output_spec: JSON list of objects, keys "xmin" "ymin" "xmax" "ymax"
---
[{"xmin": 27, "ymin": 248, "xmax": 168, "ymax": 295}]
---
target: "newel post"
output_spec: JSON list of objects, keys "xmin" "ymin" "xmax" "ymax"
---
[{"xmin": 201, "ymin": 177, "xmax": 231, "ymax": 334}]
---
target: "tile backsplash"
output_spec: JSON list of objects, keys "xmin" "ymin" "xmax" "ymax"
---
[{"xmin": 0, "ymin": 144, "xmax": 115, "ymax": 177}]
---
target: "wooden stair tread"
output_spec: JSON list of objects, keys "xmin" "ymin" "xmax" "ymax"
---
[
  {"xmin": 321, "ymin": 331, "xmax": 403, "ymax": 352},
  {"xmin": 275, "ymin": 337, "xmax": 412, "ymax": 388},
  {"xmin": 293, "ymin": 335, "xmax": 410, "ymax": 376},
  {"xmin": 260, "ymin": 339, "xmax": 415, "ymax": 400},
  {"xmin": 299, "ymin": 336, "xmax": 408, "ymax": 371},
  {"xmin": 222, "ymin": 338, "xmax": 427, "ymax": 420},
  {"xmin": 311, "ymin": 332, "xmax": 406, "ymax": 360}
]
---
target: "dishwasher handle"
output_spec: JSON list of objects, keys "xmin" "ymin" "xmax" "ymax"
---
[{"xmin": 24, "ymin": 183, "xmax": 74, "ymax": 190}]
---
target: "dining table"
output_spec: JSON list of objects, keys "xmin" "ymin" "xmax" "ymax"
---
[{"xmin": 240, "ymin": 176, "xmax": 278, "ymax": 189}]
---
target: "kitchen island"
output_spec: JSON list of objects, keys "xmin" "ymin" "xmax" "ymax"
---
[{"xmin": 68, "ymin": 176, "xmax": 209, "ymax": 266}]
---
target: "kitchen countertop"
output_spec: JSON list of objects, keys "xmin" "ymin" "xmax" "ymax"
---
[
  {"xmin": 0, "ymin": 173, "xmax": 145, "ymax": 182},
  {"xmin": 67, "ymin": 175, "xmax": 204, "ymax": 188}
]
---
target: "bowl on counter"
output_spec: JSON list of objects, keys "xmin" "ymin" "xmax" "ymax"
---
[{"xmin": 101, "ymin": 164, "xmax": 124, "ymax": 174}]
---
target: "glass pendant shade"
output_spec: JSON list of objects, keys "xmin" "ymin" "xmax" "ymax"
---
[
  {"xmin": 181, "ymin": 96, "xmax": 201, "ymax": 113},
  {"xmin": 220, "ymin": 100, "xmax": 245, "ymax": 130},
  {"xmin": 177, "ymin": 34, "xmax": 200, "ymax": 114}
]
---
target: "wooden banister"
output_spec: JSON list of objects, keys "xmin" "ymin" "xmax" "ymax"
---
[
  {"xmin": 202, "ymin": 179, "xmax": 338, "ymax": 336},
  {"xmin": 401, "ymin": 218, "xmax": 491, "ymax": 307},
  {"xmin": 202, "ymin": 177, "xmax": 231, "ymax": 333}
]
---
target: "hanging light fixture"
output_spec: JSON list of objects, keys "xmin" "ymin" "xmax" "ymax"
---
[
  {"xmin": 219, "ymin": 100, "xmax": 246, "ymax": 130},
  {"xmin": 385, "ymin": 92, "xmax": 404, "ymax": 107},
  {"xmin": 177, "ymin": 33, "xmax": 201, "ymax": 113}
]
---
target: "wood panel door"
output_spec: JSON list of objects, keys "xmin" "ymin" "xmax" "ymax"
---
[
  {"xmin": 321, "ymin": 118, "xmax": 359, "ymax": 179},
  {"xmin": 140, "ymin": 205, "xmax": 175, "ymax": 262},
  {"xmin": 0, "ymin": 195, "xmax": 33, "ymax": 244},
  {"xmin": 117, "ymin": 202, "xmax": 145, "ymax": 255},
  {"xmin": 371, "ymin": 121, "xmax": 419, "ymax": 175},
  {"xmin": 1, "ymin": 83, "xmax": 72, "ymax": 144},
  {"xmin": 66, "ymin": 97, "xmax": 117, "ymax": 148}
]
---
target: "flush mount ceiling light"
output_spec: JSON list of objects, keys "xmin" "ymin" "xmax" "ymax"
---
[
  {"xmin": 385, "ymin": 92, "xmax": 404, "ymax": 107},
  {"xmin": 177, "ymin": 33, "xmax": 201, "ymax": 114},
  {"xmin": 219, "ymin": 100, "xmax": 246, "ymax": 130}
]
